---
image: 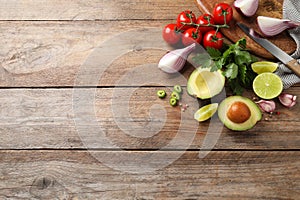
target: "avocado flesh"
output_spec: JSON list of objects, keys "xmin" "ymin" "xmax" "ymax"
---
[
  {"xmin": 218, "ymin": 96, "xmax": 262, "ymax": 131},
  {"xmin": 187, "ymin": 68, "xmax": 225, "ymax": 99}
]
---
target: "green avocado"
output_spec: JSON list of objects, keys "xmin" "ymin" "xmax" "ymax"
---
[
  {"xmin": 187, "ymin": 68, "xmax": 225, "ymax": 99},
  {"xmin": 218, "ymin": 96, "xmax": 262, "ymax": 131}
]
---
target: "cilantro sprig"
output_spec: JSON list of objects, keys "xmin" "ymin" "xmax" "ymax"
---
[{"xmin": 192, "ymin": 38, "xmax": 257, "ymax": 95}]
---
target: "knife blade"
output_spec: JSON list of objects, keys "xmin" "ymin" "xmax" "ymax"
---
[{"xmin": 237, "ymin": 23, "xmax": 300, "ymax": 78}]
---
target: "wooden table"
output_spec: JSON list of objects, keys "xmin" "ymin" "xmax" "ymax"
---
[{"xmin": 1, "ymin": 0, "xmax": 299, "ymax": 199}]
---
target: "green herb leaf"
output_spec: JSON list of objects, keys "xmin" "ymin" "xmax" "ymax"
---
[
  {"xmin": 215, "ymin": 57, "xmax": 225, "ymax": 70},
  {"xmin": 238, "ymin": 64, "xmax": 247, "ymax": 84},
  {"xmin": 224, "ymin": 63, "xmax": 238, "ymax": 79},
  {"xmin": 234, "ymin": 50, "xmax": 252, "ymax": 66},
  {"xmin": 191, "ymin": 53, "xmax": 212, "ymax": 68},
  {"xmin": 190, "ymin": 37, "xmax": 257, "ymax": 95},
  {"xmin": 206, "ymin": 47, "xmax": 222, "ymax": 59},
  {"xmin": 229, "ymin": 79, "xmax": 243, "ymax": 95},
  {"xmin": 210, "ymin": 62, "xmax": 219, "ymax": 72},
  {"xmin": 235, "ymin": 38, "xmax": 246, "ymax": 48}
]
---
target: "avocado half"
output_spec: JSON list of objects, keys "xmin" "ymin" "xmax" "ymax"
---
[
  {"xmin": 187, "ymin": 68, "xmax": 225, "ymax": 99},
  {"xmin": 218, "ymin": 96, "xmax": 262, "ymax": 131}
]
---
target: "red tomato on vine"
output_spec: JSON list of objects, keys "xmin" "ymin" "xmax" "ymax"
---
[
  {"xmin": 196, "ymin": 14, "xmax": 215, "ymax": 34},
  {"xmin": 176, "ymin": 10, "xmax": 197, "ymax": 31},
  {"xmin": 162, "ymin": 23, "xmax": 182, "ymax": 45},
  {"xmin": 203, "ymin": 30, "xmax": 223, "ymax": 50},
  {"xmin": 212, "ymin": 3, "xmax": 233, "ymax": 25},
  {"xmin": 182, "ymin": 28, "xmax": 202, "ymax": 46}
]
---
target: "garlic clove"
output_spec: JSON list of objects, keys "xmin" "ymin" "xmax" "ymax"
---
[
  {"xmin": 158, "ymin": 43, "xmax": 196, "ymax": 73},
  {"xmin": 256, "ymin": 100, "xmax": 276, "ymax": 113},
  {"xmin": 278, "ymin": 93, "xmax": 297, "ymax": 108}
]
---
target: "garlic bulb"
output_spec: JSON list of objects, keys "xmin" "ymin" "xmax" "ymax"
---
[{"xmin": 158, "ymin": 43, "xmax": 196, "ymax": 73}]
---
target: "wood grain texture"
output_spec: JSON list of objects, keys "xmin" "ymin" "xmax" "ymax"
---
[
  {"xmin": 0, "ymin": 88, "xmax": 299, "ymax": 150},
  {"xmin": 0, "ymin": 21, "xmax": 198, "ymax": 87},
  {"xmin": 0, "ymin": 0, "xmax": 200, "ymax": 20},
  {"xmin": 0, "ymin": 150, "xmax": 299, "ymax": 199},
  {"xmin": 1, "ymin": 21, "xmax": 299, "ymax": 87},
  {"xmin": 1, "ymin": 0, "xmax": 299, "ymax": 199},
  {"xmin": 1, "ymin": 20, "xmax": 297, "ymax": 88}
]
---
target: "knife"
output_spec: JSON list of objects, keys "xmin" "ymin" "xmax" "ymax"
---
[{"xmin": 237, "ymin": 22, "xmax": 300, "ymax": 78}]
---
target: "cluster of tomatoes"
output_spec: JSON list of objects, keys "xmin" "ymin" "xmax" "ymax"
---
[{"xmin": 162, "ymin": 3, "xmax": 233, "ymax": 50}]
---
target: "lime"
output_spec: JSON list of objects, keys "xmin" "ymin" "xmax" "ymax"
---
[
  {"xmin": 251, "ymin": 61, "xmax": 278, "ymax": 74},
  {"xmin": 252, "ymin": 72, "xmax": 283, "ymax": 99},
  {"xmin": 194, "ymin": 103, "xmax": 218, "ymax": 122}
]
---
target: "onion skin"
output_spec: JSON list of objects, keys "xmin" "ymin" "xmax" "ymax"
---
[
  {"xmin": 257, "ymin": 16, "xmax": 300, "ymax": 37},
  {"xmin": 234, "ymin": 0, "xmax": 258, "ymax": 17},
  {"xmin": 158, "ymin": 43, "xmax": 196, "ymax": 73}
]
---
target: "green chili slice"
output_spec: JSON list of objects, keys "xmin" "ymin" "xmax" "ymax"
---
[
  {"xmin": 157, "ymin": 90, "xmax": 166, "ymax": 98},
  {"xmin": 173, "ymin": 85, "xmax": 182, "ymax": 94},
  {"xmin": 169, "ymin": 97, "xmax": 177, "ymax": 106}
]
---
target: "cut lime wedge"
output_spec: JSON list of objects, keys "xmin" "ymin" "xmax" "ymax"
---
[
  {"xmin": 252, "ymin": 72, "xmax": 283, "ymax": 99},
  {"xmin": 194, "ymin": 103, "xmax": 218, "ymax": 122},
  {"xmin": 251, "ymin": 61, "xmax": 278, "ymax": 74}
]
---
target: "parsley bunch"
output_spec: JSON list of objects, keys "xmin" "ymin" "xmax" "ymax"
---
[{"xmin": 192, "ymin": 38, "xmax": 257, "ymax": 95}]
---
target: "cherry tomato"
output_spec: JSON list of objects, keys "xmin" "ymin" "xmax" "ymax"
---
[
  {"xmin": 162, "ymin": 23, "xmax": 182, "ymax": 45},
  {"xmin": 212, "ymin": 3, "xmax": 233, "ymax": 25},
  {"xmin": 182, "ymin": 28, "xmax": 202, "ymax": 46},
  {"xmin": 203, "ymin": 30, "xmax": 223, "ymax": 50},
  {"xmin": 177, "ymin": 10, "xmax": 197, "ymax": 31},
  {"xmin": 196, "ymin": 14, "xmax": 215, "ymax": 34}
]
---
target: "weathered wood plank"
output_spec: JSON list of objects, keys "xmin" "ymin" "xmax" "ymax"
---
[
  {"xmin": 0, "ymin": 88, "xmax": 299, "ymax": 150},
  {"xmin": 1, "ymin": 21, "xmax": 299, "ymax": 88},
  {"xmin": 0, "ymin": 21, "xmax": 195, "ymax": 87},
  {"xmin": 0, "ymin": 0, "xmax": 200, "ymax": 20},
  {"xmin": 0, "ymin": 150, "xmax": 299, "ymax": 199}
]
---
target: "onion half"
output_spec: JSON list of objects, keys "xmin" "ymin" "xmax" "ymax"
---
[
  {"xmin": 158, "ymin": 43, "xmax": 196, "ymax": 73},
  {"xmin": 257, "ymin": 16, "xmax": 300, "ymax": 37},
  {"xmin": 234, "ymin": 0, "xmax": 258, "ymax": 17}
]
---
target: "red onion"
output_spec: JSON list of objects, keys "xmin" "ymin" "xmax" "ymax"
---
[
  {"xmin": 234, "ymin": 0, "xmax": 258, "ymax": 17},
  {"xmin": 256, "ymin": 100, "xmax": 276, "ymax": 113},
  {"xmin": 158, "ymin": 43, "xmax": 196, "ymax": 73},
  {"xmin": 257, "ymin": 16, "xmax": 300, "ymax": 37},
  {"xmin": 278, "ymin": 93, "xmax": 297, "ymax": 108}
]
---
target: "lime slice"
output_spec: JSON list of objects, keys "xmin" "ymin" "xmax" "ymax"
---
[
  {"xmin": 251, "ymin": 61, "xmax": 278, "ymax": 74},
  {"xmin": 253, "ymin": 72, "xmax": 283, "ymax": 99},
  {"xmin": 194, "ymin": 103, "xmax": 218, "ymax": 122}
]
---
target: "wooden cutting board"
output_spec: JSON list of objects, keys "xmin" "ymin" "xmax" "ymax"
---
[{"xmin": 195, "ymin": 0, "xmax": 296, "ymax": 59}]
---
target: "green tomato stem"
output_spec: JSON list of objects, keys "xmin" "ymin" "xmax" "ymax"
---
[{"xmin": 180, "ymin": 21, "xmax": 229, "ymax": 30}]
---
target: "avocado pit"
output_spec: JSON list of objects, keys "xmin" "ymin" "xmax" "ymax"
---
[
  {"xmin": 218, "ymin": 96, "xmax": 262, "ymax": 131},
  {"xmin": 226, "ymin": 101, "xmax": 251, "ymax": 123}
]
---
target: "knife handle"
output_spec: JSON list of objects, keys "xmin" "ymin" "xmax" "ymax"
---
[{"xmin": 286, "ymin": 59, "xmax": 300, "ymax": 78}]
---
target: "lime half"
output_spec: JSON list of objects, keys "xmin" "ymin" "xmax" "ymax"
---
[
  {"xmin": 251, "ymin": 61, "xmax": 278, "ymax": 74},
  {"xmin": 194, "ymin": 103, "xmax": 218, "ymax": 122},
  {"xmin": 253, "ymin": 72, "xmax": 283, "ymax": 99}
]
